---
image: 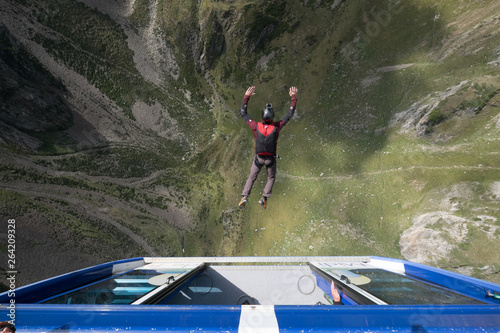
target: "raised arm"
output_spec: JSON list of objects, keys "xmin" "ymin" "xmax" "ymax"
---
[
  {"xmin": 240, "ymin": 86, "xmax": 256, "ymax": 120},
  {"xmin": 281, "ymin": 86, "xmax": 298, "ymax": 123}
]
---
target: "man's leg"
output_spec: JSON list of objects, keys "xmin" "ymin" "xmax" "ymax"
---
[
  {"xmin": 263, "ymin": 157, "xmax": 277, "ymax": 198},
  {"xmin": 241, "ymin": 156, "xmax": 263, "ymax": 197}
]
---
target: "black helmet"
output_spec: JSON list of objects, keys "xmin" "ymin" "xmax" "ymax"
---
[{"xmin": 262, "ymin": 103, "xmax": 274, "ymax": 121}]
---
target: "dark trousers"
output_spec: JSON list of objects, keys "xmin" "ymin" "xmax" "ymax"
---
[{"xmin": 242, "ymin": 155, "xmax": 276, "ymax": 198}]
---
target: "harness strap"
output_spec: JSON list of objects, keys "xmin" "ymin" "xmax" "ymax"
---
[
  {"xmin": 254, "ymin": 155, "xmax": 275, "ymax": 168},
  {"xmin": 254, "ymin": 156, "xmax": 264, "ymax": 169}
]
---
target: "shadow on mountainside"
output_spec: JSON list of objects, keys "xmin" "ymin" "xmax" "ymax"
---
[
  {"xmin": 300, "ymin": 1, "xmax": 448, "ymax": 175},
  {"xmin": 0, "ymin": 24, "xmax": 76, "ymax": 152}
]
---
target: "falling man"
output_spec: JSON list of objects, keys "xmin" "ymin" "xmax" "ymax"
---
[{"xmin": 238, "ymin": 85, "xmax": 298, "ymax": 209}]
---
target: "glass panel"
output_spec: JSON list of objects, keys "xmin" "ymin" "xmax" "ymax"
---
[
  {"xmin": 324, "ymin": 268, "xmax": 485, "ymax": 305},
  {"xmin": 43, "ymin": 269, "xmax": 188, "ymax": 305}
]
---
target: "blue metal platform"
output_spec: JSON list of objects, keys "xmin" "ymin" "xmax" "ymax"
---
[{"xmin": 1, "ymin": 256, "xmax": 499, "ymax": 332}]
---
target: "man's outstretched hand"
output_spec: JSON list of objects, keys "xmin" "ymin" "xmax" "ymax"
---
[
  {"xmin": 289, "ymin": 86, "xmax": 298, "ymax": 98},
  {"xmin": 245, "ymin": 86, "xmax": 256, "ymax": 97}
]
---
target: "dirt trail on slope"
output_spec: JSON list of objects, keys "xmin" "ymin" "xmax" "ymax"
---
[
  {"xmin": 2, "ymin": 148, "xmax": 195, "ymax": 230},
  {"xmin": 280, "ymin": 164, "xmax": 500, "ymax": 182},
  {"xmin": 0, "ymin": 182, "xmax": 159, "ymax": 256}
]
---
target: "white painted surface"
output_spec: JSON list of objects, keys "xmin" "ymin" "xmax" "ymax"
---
[{"xmin": 239, "ymin": 305, "xmax": 279, "ymax": 333}]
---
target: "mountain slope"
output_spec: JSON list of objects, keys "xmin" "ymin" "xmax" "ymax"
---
[{"xmin": 0, "ymin": 0, "xmax": 499, "ymax": 286}]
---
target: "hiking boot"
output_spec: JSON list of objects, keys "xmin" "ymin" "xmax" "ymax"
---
[
  {"xmin": 258, "ymin": 197, "xmax": 267, "ymax": 209},
  {"xmin": 239, "ymin": 196, "xmax": 248, "ymax": 208}
]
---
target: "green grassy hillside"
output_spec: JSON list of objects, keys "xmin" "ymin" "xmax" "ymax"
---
[
  {"xmin": 203, "ymin": 0, "xmax": 500, "ymax": 282},
  {"xmin": 0, "ymin": 0, "xmax": 499, "ymax": 286}
]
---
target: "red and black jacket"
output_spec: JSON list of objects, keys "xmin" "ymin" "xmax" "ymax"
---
[{"xmin": 240, "ymin": 94, "xmax": 296, "ymax": 156}]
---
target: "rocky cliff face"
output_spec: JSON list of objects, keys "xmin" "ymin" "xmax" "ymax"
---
[{"xmin": 0, "ymin": 25, "xmax": 72, "ymax": 150}]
